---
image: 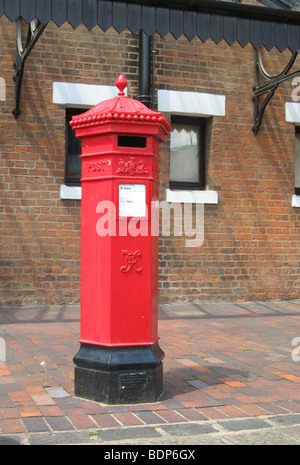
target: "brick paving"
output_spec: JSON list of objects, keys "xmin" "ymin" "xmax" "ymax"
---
[{"xmin": 0, "ymin": 300, "xmax": 300, "ymax": 443}]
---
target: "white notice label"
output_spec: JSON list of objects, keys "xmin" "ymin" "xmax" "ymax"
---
[{"xmin": 119, "ymin": 184, "xmax": 146, "ymax": 217}]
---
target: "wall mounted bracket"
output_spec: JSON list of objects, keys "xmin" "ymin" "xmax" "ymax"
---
[
  {"xmin": 12, "ymin": 18, "xmax": 47, "ymax": 119},
  {"xmin": 252, "ymin": 46, "xmax": 300, "ymax": 135}
]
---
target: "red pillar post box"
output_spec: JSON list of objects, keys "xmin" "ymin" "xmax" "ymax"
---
[{"xmin": 72, "ymin": 75, "xmax": 171, "ymax": 404}]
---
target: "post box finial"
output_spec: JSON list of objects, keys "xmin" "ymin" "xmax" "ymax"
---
[{"xmin": 116, "ymin": 74, "xmax": 127, "ymax": 96}]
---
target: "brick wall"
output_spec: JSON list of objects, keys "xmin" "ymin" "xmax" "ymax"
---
[
  {"xmin": 0, "ymin": 19, "xmax": 139, "ymax": 305},
  {"xmin": 0, "ymin": 17, "xmax": 299, "ymax": 306},
  {"xmin": 155, "ymin": 35, "xmax": 299, "ymax": 302}
]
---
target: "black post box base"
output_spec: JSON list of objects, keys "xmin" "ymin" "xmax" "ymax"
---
[{"xmin": 73, "ymin": 342, "xmax": 164, "ymax": 404}]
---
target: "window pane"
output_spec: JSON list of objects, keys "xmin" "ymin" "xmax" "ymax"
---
[
  {"xmin": 170, "ymin": 123, "xmax": 200, "ymax": 183},
  {"xmin": 66, "ymin": 108, "xmax": 82, "ymax": 184},
  {"xmin": 67, "ymin": 152, "xmax": 81, "ymax": 181}
]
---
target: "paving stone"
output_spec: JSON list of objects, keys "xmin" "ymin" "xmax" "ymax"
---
[
  {"xmin": 45, "ymin": 387, "xmax": 69, "ymax": 398},
  {"xmin": 187, "ymin": 380, "xmax": 211, "ymax": 389},
  {"xmin": 97, "ymin": 426, "xmax": 162, "ymax": 442},
  {"xmin": 0, "ymin": 436, "xmax": 23, "ymax": 445},
  {"xmin": 22, "ymin": 417, "xmax": 50, "ymax": 433},
  {"xmin": 67, "ymin": 413, "xmax": 97, "ymax": 429},
  {"xmin": 55, "ymin": 397, "xmax": 83, "ymax": 409},
  {"xmin": 28, "ymin": 431, "xmax": 94, "ymax": 445},
  {"xmin": 279, "ymin": 426, "xmax": 300, "ymax": 442},
  {"xmin": 45, "ymin": 416, "xmax": 75, "ymax": 431},
  {"xmin": 269, "ymin": 414, "xmax": 300, "ymax": 427},
  {"xmin": 225, "ymin": 429, "xmax": 300, "ymax": 445},
  {"xmin": 156, "ymin": 410, "xmax": 187, "ymax": 423},
  {"xmin": 0, "ymin": 418, "xmax": 25, "ymax": 434},
  {"xmin": 175, "ymin": 408, "xmax": 208, "ymax": 421},
  {"xmin": 218, "ymin": 418, "xmax": 272, "ymax": 432},
  {"xmin": 2, "ymin": 301, "xmax": 300, "ymax": 444},
  {"xmin": 160, "ymin": 398, "xmax": 187, "ymax": 409},
  {"xmin": 135, "ymin": 411, "xmax": 167, "ymax": 424},
  {"xmin": 159, "ymin": 422, "xmax": 217, "ymax": 436},
  {"xmin": 92, "ymin": 413, "xmax": 121, "ymax": 428},
  {"xmin": 114, "ymin": 412, "xmax": 144, "ymax": 426}
]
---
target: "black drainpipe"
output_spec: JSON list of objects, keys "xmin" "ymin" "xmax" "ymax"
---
[{"xmin": 138, "ymin": 30, "xmax": 152, "ymax": 109}]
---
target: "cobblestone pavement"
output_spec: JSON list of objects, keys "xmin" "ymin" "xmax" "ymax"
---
[{"xmin": 1, "ymin": 300, "xmax": 300, "ymax": 445}]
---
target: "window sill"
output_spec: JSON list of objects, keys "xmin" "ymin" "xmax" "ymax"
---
[
  {"xmin": 166, "ymin": 188, "xmax": 218, "ymax": 204},
  {"xmin": 60, "ymin": 185, "xmax": 219, "ymax": 205},
  {"xmin": 292, "ymin": 194, "xmax": 300, "ymax": 207},
  {"xmin": 158, "ymin": 90, "xmax": 225, "ymax": 116},
  {"xmin": 60, "ymin": 184, "xmax": 81, "ymax": 200}
]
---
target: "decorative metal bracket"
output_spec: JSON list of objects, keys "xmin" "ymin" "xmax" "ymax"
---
[
  {"xmin": 252, "ymin": 47, "xmax": 300, "ymax": 135},
  {"xmin": 12, "ymin": 18, "xmax": 47, "ymax": 119}
]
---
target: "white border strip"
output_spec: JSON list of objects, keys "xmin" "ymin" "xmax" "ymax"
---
[
  {"xmin": 53, "ymin": 82, "xmax": 121, "ymax": 107},
  {"xmin": 286, "ymin": 102, "xmax": 300, "ymax": 124},
  {"xmin": 60, "ymin": 185, "xmax": 81, "ymax": 200},
  {"xmin": 166, "ymin": 189, "xmax": 218, "ymax": 204},
  {"xmin": 158, "ymin": 89, "xmax": 225, "ymax": 116},
  {"xmin": 292, "ymin": 194, "xmax": 300, "ymax": 208}
]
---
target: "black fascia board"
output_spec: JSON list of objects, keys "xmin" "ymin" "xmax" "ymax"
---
[
  {"xmin": 118, "ymin": 0, "xmax": 300, "ymax": 23},
  {"xmin": 2, "ymin": 0, "xmax": 300, "ymax": 26}
]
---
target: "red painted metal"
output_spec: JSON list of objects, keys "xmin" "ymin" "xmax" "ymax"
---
[{"xmin": 71, "ymin": 75, "xmax": 170, "ymax": 348}]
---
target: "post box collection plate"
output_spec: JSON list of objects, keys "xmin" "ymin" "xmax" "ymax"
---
[{"xmin": 119, "ymin": 184, "xmax": 146, "ymax": 217}]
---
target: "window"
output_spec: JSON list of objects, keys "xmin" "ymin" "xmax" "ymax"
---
[
  {"xmin": 65, "ymin": 108, "xmax": 83, "ymax": 185},
  {"xmin": 169, "ymin": 116, "xmax": 206, "ymax": 190},
  {"xmin": 296, "ymin": 127, "xmax": 300, "ymax": 195}
]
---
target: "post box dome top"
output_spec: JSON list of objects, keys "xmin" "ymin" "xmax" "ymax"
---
[{"xmin": 70, "ymin": 74, "xmax": 171, "ymax": 135}]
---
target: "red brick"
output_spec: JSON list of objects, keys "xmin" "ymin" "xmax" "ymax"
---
[
  {"xmin": 218, "ymin": 378, "xmax": 247, "ymax": 388},
  {"xmin": 217, "ymin": 405, "xmax": 248, "ymax": 418},
  {"xmin": 198, "ymin": 407, "xmax": 229, "ymax": 420},
  {"xmin": 38, "ymin": 405, "xmax": 64, "ymax": 417},
  {"xmin": 0, "ymin": 368, "xmax": 11, "ymax": 376},
  {"xmin": 68, "ymin": 414, "xmax": 97, "ymax": 429},
  {"xmin": 114, "ymin": 412, "xmax": 144, "ymax": 426},
  {"xmin": 238, "ymin": 403, "xmax": 271, "ymax": 417},
  {"xmin": 0, "ymin": 418, "xmax": 26, "ymax": 434},
  {"xmin": 0, "ymin": 408, "xmax": 20, "ymax": 419},
  {"xmin": 92, "ymin": 414, "xmax": 121, "ymax": 428},
  {"xmin": 8, "ymin": 391, "xmax": 31, "ymax": 402},
  {"xmin": 176, "ymin": 408, "xmax": 208, "ymax": 421},
  {"xmin": 18, "ymin": 403, "xmax": 42, "ymax": 418}
]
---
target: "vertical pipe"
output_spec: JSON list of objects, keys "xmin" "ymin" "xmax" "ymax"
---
[{"xmin": 138, "ymin": 30, "xmax": 152, "ymax": 108}]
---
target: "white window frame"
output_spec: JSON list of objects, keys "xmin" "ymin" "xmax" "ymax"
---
[
  {"xmin": 158, "ymin": 89, "xmax": 225, "ymax": 204},
  {"xmin": 53, "ymin": 82, "xmax": 123, "ymax": 200}
]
